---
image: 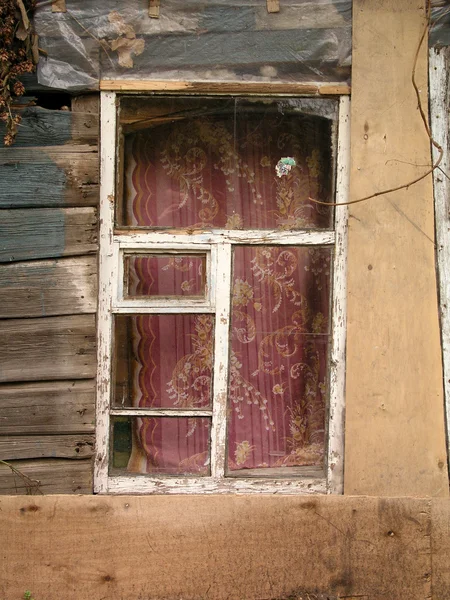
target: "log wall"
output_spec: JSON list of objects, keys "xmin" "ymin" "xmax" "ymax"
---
[{"xmin": 0, "ymin": 95, "xmax": 99, "ymax": 493}]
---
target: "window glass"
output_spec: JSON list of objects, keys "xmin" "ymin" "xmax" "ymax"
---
[
  {"xmin": 124, "ymin": 254, "xmax": 207, "ymax": 298},
  {"xmin": 113, "ymin": 314, "xmax": 214, "ymax": 409},
  {"xmin": 227, "ymin": 245, "xmax": 332, "ymax": 474},
  {"xmin": 111, "ymin": 416, "xmax": 211, "ymax": 476},
  {"xmin": 118, "ymin": 96, "xmax": 334, "ymax": 230}
]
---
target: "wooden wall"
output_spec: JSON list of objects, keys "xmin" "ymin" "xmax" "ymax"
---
[{"xmin": 0, "ymin": 96, "xmax": 99, "ymax": 493}]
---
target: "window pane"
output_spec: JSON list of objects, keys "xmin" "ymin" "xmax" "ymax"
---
[
  {"xmin": 124, "ymin": 254, "xmax": 206, "ymax": 298},
  {"xmin": 119, "ymin": 96, "xmax": 334, "ymax": 230},
  {"xmin": 227, "ymin": 245, "xmax": 332, "ymax": 475},
  {"xmin": 111, "ymin": 416, "xmax": 210, "ymax": 476},
  {"xmin": 113, "ymin": 314, "xmax": 214, "ymax": 409}
]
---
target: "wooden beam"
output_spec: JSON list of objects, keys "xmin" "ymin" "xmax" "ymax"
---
[
  {"xmin": 0, "ymin": 207, "xmax": 98, "ymax": 263},
  {"xmin": 1, "ymin": 496, "xmax": 447, "ymax": 598},
  {"xmin": 0, "ymin": 315, "xmax": 96, "ymax": 383},
  {"xmin": 0, "ymin": 380, "xmax": 95, "ymax": 435},
  {"xmin": 344, "ymin": 0, "xmax": 449, "ymax": 496},
  {"xmin": 0, "ymin": 256, "xmax": 97, "ymax": 318},
  {"xmin": 100, "ymin": 79, "xmax": 350, "ymax": 95}
]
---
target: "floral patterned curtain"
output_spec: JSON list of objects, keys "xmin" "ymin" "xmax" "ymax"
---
[{"xmin": 117, "ymin": 109, "xmax": 332, "ymax": 476}]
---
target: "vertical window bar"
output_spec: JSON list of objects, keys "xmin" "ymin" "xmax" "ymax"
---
[
  {"xmin": 327, "ymin": 95, "xmax": 350, "ymax": 494},
  {"xmin": 95, "ymin": 91, "xmax": 117, "ymax": 493},
  {"xmin": 210, "ymin": 243, "xmax": 232, "ymax": 478}
]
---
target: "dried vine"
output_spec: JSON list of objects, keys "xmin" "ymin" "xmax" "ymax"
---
[
  {"xmin": 0, "ymin": 0, "xmax": 38, "ymax": 146},
  {"xmin": 0, "ymin": 459, "xmax": 42, "ymax": 495},
  {"xmin": 308, "ymin": 0, "xmax": 444, "ymax": 208}
]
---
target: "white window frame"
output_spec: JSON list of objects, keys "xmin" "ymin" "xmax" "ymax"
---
[{"xmin": 95, "ymin": 91, "xmax": 350, "ymax": 495}]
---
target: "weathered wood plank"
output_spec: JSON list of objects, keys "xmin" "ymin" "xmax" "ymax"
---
[
  {"xmin": 0, "ymin": 256, "xmax": 97, "ymax": 318},
  {"xmin": 0, "ymin": 380, "xmax": 95, "ymax": 435},
  {"xmin": 0, "ymin": 435, "xmax": 95, "ymax": 460},
  {"xmin": 0, "ymin": 207, "xmax": 98, "ymax": 263},
  {"xmin": 0, "ymin": 315, "xmax": 96, "ymax": 383},
  {"xmin": 0, "ymin": 107, "xmax": 98, "ymax": 147},
  {"xmin": 0, "ymin": 146, "xmax": 99, "ymax": 208},
  {"xmin": 0, "ymin": 496, "xmax": 437, "ymax": 598},
  {"xmin": 0, "ymin": 458, "xmax": 92, "ymax": 494},
  {"xmin": 345, "ymin": 0, "xmax": 449, "ymax": 496}
]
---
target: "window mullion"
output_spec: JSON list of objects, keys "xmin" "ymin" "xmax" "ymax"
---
[{"xmin": 210, "ymin": 243, "xmax": 232, "ymax": 479}]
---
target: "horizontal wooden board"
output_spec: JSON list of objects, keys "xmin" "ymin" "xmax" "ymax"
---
[
  {"xmin": 0, "ymin": 435, "xmax": 95, "ymax": 460},
  {"xmin": 0, "ymin": 207, "xmax": 98, "ymax": 263},
  {"xmin": 0, "ymin": 145, "xmax": 99, "ymax": 208},
  {"xmin": 102, "ymin": 79, "xmax": 350, "ymax": 95},
  {"xmin": 0, "ymin": 380, "xmax": 95, "ymax": 435},
  {"xmin": 0, "ymin": 107, "xmax": 99, "ymax": 147},
  {"xmin": 0, "ymin": 314, "xmax": 96, "ymax": 383},
  {"xmin": 0, "ymin": 495, "xmax": 445, "ymax": 599},
  {"xmin": 0, "ymin": 256, "xmax": 97, "ymax": 318},
  {"xmin": 0, "ymin": 458, "xmax": 92, "ymax": 494}
]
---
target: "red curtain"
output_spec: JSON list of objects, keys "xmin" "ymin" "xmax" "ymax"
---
[{"xmin": 123, "ymin": 112, "xmax": 332, "ymax": 476}]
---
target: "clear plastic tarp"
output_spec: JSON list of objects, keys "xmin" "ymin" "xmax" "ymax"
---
[
  {"xmin": 34, "ymin": 0, "xmax": 353, "ymax": 91},
  {"xmin": 33, "ymin": 1, "xmax": 450, "ymax": 92}
]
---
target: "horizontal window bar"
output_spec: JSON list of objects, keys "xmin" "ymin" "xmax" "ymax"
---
[{"xmin": 110, "ymin": 409, "xmax": 213, "ymax": 417}]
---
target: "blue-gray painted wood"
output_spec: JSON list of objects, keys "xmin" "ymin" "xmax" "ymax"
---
[
  {"xmin": 0, "ymin": 207, "xmax": 97, "ymax": 263},
  {"xmin": 0, "ymin": 107, "xmax": 98, "ymax": 147},
  {"xmin": 0, "ymin": 146, "xmax": 99, "ymax": 208}
]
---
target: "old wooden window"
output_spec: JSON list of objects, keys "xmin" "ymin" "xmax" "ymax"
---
[{"xmin": 96, "ymin": 91, "xmax": 349, "ymax": 494}]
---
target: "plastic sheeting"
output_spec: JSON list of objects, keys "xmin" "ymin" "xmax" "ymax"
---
[
  {"xmin": 33, "ymin": 1, "xmax": 450, "ymax": 92},
  {"xmin": 34, "ymin": 0, "xmax": 352, "ymax": 91}
]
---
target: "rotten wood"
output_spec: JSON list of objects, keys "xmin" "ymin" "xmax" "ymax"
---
[
  {"xmin": 0, "ymin": 207, "xmax": 98, "ymax": 263},
  {"xmin": 71, "ymin": 94, "xmax": 100, "ymax": 115},
  {"xmin": 0, "ymin": 314, "xmax": 96, "ymax": 383},
  {"xmin": 101, "ymin": 79, "xmax": 350, "ymax": 95},
  {"xmin": 0, "ymin": 256, "xmax": 97, "ymax": 318},
  {"xmin": 0, "ymin": 380, "xmax": 95, "ymax": 435},
  {"xmin": 0, "ymin": 458, "xmax": 92, "ymax": 494},
  {"xmin": 0, "ymin": 435, "xmax": 95, "ymax": 461},
  {"xmin": 0, "ymin": 146, "xmax": 99, "ymax": 208},
  {"xmin": 148, "ymin": 0, "xmax": 160, "ymax": 18}
]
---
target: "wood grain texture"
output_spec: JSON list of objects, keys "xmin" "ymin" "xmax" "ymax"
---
[
  {"xmin": 100, "ymin": 79, "xmax": 350, "ymax": 95},
  {"xmin": 0, "ymin": 315, "xmax": 96, "ymax": 383},
  {"xmin": 0, "ymin": 256, "xmax": 97, "ymax": 318},
  {"xmin": 0, "ymin": 435, "xmax": 94, "ymax": 460},
  {"xmin": 0, "ymin": 145, "xmax": 99, "ymax": 208},
  {"xmin": 0, "ymin": 495, "xmax": 443, "ymax": 599},
  {"xmin": 0, "ymin": 207, "xmax": 98, "ymax": 263},
  {"xmin": 0, "ymin": 107, "xmax": 98, "ymax": 147},
  {"xmin": 0, "ymin": 458, "xmax": 92, "ymax": 494},
  {"xmin": 0, "ymin": 380, "xmax": 95, "ymax": 435},
  {"xmin": 344, "ymin": 0, "xmax": 449, "ymax": 496}
]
